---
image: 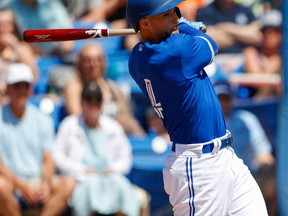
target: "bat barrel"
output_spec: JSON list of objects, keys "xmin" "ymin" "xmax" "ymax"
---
[
  {"xmin": 23, "ymin": 29, "xmax": 109, "ymax": 43},
  {"xmin": 23, "ymin": 28, "xmax": 136, "ymax": 43}
]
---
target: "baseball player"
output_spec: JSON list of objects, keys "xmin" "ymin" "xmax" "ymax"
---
[{"xmin": 126, "ymin": 0, "xmax": 268, "ymax": 215}]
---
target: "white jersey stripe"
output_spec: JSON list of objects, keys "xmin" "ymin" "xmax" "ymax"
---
[{"xmin": 196, "ymin": 36, "xmax": 215, "ymax": 64}]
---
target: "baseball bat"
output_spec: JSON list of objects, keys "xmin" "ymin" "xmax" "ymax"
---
[{"xmin": 23, "ymin": 28, "xmax": 137, "ymax": 43}]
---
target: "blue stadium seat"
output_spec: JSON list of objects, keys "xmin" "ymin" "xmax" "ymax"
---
[
  {"xmin": 128, "ymin": 135, "xmax": 172, "ymax": 212},
  {"xmin": 233, "ymin": 98, "xmax": 279, "ymax": 149},
  {"xmin": 29, "ymin": 95, "xmax": 67, "ymax": 132},
  {"xmin": 34, "ymin": 56, "xmax": 64, "ymax": 94},
  {"xmin": 106, "ymin": 50, "xmax": 131, "ymax": 81}
]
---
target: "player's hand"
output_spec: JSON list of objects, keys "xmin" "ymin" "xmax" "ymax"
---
[{"xmin": 179, "ymin": 17, "xmax": 206, "ymax": 32}]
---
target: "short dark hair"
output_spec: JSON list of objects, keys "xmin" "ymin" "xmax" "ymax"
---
[{"xmin": 81, "ymin": 81, "xmax": 103, "ymax": 104}]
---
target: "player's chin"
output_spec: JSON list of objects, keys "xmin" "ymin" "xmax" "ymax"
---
[
  {"xmin": 172, "ymin": 26, "xmax": 179, "ymax": 34},
  {"xmin": 172, "ymin": 29, "xmax": 179, "ymax": 34}
]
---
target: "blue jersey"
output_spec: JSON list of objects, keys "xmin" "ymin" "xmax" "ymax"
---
[{"xmin": 129, "ymin": 22, "xmax": 226, "ymax": 144}]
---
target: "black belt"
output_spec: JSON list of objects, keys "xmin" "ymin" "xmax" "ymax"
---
[{"xmin": 172, "ymin": 135, "xmax": 234, "ymax": 153}]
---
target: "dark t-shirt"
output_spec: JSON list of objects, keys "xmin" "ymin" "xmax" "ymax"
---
[{"xmin": 196, "ymin": 2, "xmax": 256, "ymax": 53}]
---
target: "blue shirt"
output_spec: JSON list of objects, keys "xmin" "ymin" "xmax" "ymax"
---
[
  {"xmin": 226, "ymin": 109, "xmax": 272, "ymax": 172},
  {"xmin": 129, "ymin": 23, "xmax": 226, "ymax": 144},
  {"xmin": 10, "ymin": 0, "xmax": 73, "ymax": 53},
  {"xmin": 0, "ymin": 103, "xmax": 54, "ymax": 180}
]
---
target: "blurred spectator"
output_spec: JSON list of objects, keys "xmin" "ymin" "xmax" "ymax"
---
[
  {"xmin": 196, "ymin": 0, "xmax": 262, "ymax": 54},
  {"xmin": 235, "ymin": 0, "xmax": 282, "ymax": 18},
  {"xmin": 0, "ymin": 63, "xmax": 75, "ymax": 216},
  {"xmin": 196, "ymin": 0, "xmax": 263, "ymax": 73},
  {"xmin": 8, "ymin": 0, "xmax": 74, "ymax": 57},
  {"xmin": 235, "ymin": 0, "xmax": 266, "ymax": 17},
  {"xmin": 60, "ymin": 0, "xmax": 139, "ymax": 52},
  {"xmin": 0, "ymin": 0, "xmax": 12, "ymax": 8},
  {"xmin": 53, "ymin": 81, "xmax": 141, "ymax": 216},
  {"xmin": 62, "ymin": 43, "xmax": 145, "ymax": 136},
  {"xmin": 60, "ymin": 0, "xmax": 127, "ymax": 23},
  {"xmin": 177, "ymin": 0, "xmax": 205, "ymax": 21},
  {"xmin": 0, "ymin": 7, "xmax": 38, "ymax": 105},
  {"xmin": 242, "ymin": 9, "xmax": 282, "ymax": 100},
  {"xmin": 214, "ymin": 81, "xmax": 277, "ymax": 216},
  {"xmin": 60, "ymin": 0, "xmax": 105, "ymax": 22},
  {"xmin": 262, "ymin": 0, "xmax": 282, "ymax": 12}
]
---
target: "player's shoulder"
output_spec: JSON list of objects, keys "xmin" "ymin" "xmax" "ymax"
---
[
  {"xmin": 131, "ymin": 42, "xmax": 141, "ymax": 53},
  {"xmin": 167, "ymin": 33, "xmax": 198, "ymax": 50}
]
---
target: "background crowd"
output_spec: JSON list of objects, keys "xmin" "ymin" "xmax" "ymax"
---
[{"xmin": 0, "ymin": 0, "xmax": 283, "ymax": 215}]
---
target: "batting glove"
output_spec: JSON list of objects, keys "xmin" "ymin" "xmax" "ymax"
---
[{"xmin": 179, "ymin": 17, "xmax": 206, "ymax": 32}]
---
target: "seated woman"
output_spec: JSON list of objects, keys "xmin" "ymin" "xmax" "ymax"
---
[
  {"xmin": 63, "ymin": 43, "xmax": 145, "ymax": 136},
  {"xmin": 53, "ymin": 81, "xmax": 141, "ymax": 216},
  {"xmin": 242, "ymin": 9, "xmax": 282, "ymax": 100}
]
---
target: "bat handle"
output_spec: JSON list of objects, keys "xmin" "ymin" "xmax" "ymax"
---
[{"xmin": 108, "ymin": 29, "xmax": 137, "ymax": 37}]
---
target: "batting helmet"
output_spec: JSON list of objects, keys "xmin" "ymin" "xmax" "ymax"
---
[{"xmin": 126, "ymin": 0, "xmax": 183, "ymax": 32}]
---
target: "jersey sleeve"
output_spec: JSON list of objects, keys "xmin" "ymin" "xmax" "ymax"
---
[
  {"xmin": 178, "ymin": 22, "xmax": 218, "ymax": 54},
  {"xmin": 175, "ymin": 23, "xmax": 218, "ymax": 78}
]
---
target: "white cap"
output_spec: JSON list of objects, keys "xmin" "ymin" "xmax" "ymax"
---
[
  {"xmin": 261, "ymin": 9, "xmax": 282, "ymax": 29},
  {"xmin": 6, "ymin": 63, "xmax": 33, "ymax": 85}
]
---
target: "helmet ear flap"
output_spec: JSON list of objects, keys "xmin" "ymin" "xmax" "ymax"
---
[{"xmin": 175, "ymin": 7, "xmax": 182, "ymax": 18}]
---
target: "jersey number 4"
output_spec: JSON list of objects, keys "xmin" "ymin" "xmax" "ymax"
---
[{"xmin": 144, "ymin": 79, "xmax": 164, "ymax": 119}]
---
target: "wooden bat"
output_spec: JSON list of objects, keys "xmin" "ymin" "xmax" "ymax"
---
[{"xmin": 23, "ymin": 28, "xmax": 137, "ymax": 43}]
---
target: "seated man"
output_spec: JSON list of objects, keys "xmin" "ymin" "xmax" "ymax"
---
[
  {"xmin": 196, "ymin": 0, "xmax": 263, "ymax": 73},
  {"xmin": 0, "ymin": 63, "xmax": 75, "ymax": 216}
]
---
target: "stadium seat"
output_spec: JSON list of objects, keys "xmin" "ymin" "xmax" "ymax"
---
[
  {"xmin": 233, "ymin": 98, "xmax": 279, "ymax": 149},
  {"xmin": 34, "ymin": 56, "xmax": 65, "ymax": 94},
  {"xmin": 128, "ymin": 135, "xmax": 172, "ymax": 212},
  {"xmin": 29, "ymin": 95, "xmax": 67, "ymax": 132}
]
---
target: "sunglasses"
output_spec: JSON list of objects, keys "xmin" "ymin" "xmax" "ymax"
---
[{"xmin": 11, "ymin": 82, "xmax": 31, "ymax": 89}]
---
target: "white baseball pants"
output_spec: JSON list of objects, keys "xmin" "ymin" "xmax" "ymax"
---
[{"xmin": 163, "ymin": 139, "xmax": 268, "ymax": 215}]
